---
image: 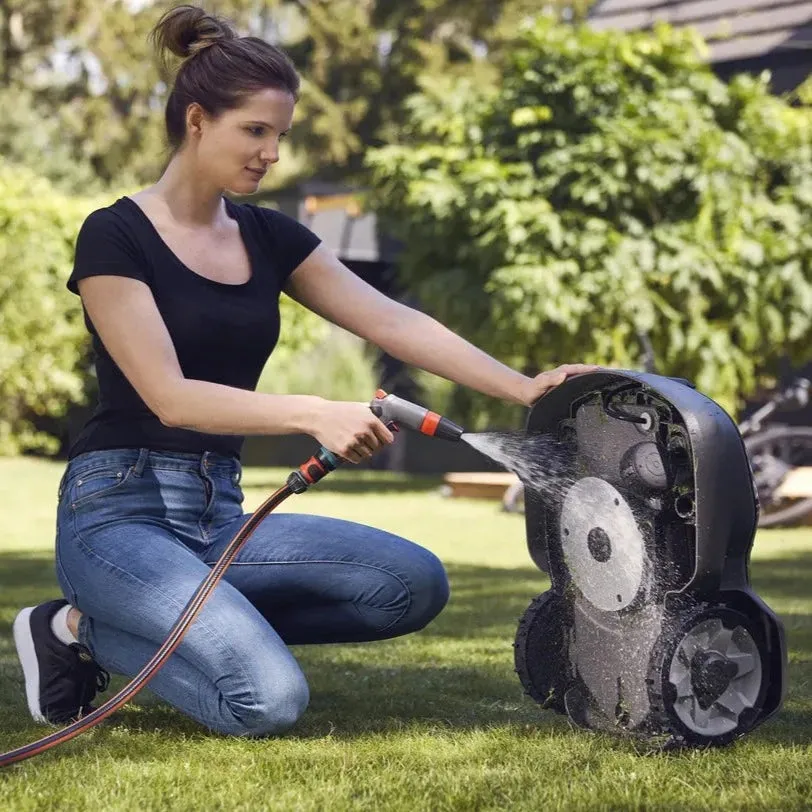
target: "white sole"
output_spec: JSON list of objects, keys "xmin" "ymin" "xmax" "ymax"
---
[{"xmin": 12, "ymin": 607, "xmax": 47, "ymax": 724}]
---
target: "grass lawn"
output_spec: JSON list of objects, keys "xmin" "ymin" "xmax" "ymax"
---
[{"xmin": 0, "ymin": 456, "xmax": 810, "ymax": 811}]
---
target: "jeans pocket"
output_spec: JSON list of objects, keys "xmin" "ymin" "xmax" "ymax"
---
[{"xmin": 69, "ymin": 465, "xmax": 135, "ymax": 510}]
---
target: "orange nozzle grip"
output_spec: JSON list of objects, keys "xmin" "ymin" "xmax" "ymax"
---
[{"xmin": 419, "ymin": 411, "xmax": 441, "ymax": 436}]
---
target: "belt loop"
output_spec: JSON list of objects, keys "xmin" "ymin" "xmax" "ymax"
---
[{"xmin": 133, "ymin": 448, "xmax": 149, "ymax": 477}]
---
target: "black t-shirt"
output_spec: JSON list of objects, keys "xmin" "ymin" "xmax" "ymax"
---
[{"xmin": 66, "ymin": 195, "xmax": 321, "ymax": 460}]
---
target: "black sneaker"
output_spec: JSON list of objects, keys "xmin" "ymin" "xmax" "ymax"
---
[{"xmin": 13, "ymin": 599, "xmax": 111, "ymax": 725}]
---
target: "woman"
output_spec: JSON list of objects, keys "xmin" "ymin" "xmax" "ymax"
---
[{"xmin": 13, "ymin": 4, "xmax": 597, "ymax": 736}]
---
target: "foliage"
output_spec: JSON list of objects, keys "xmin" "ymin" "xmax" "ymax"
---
[
  {"xmin": 367, "ymin": 18, "xmax": 812, "ymax": 418},
  {"xmin": 284, "ymin": 0, "xmax": 561, "ymax": 178},
  {"xmin": 0, "ymin": 87, "xmax": 107, "ymax": 196},
  {"xmin": 0, "ymin": 0, "xmax": 583, "ymax": 191},
  {"xmin": 792, "ymin": 73, "xmax": 812, "ymax": 106},
  {"xmin": 0, "ymin": 162, "xmax": 104, "ymax": 454},
  {"xmin": 257, "ymin": 326, "xmax": 377, "ymax": 402},
  {"xmin": 273, "ymin": 292, "xmax": 332, "ymax": 366}
]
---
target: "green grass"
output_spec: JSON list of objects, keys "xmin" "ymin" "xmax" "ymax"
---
[{"xmin": 0, "ymin": 456, "xmax": 810, "ymax": 811}]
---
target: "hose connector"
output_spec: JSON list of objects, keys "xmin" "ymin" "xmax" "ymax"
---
[
  {"xmin": 287, "ymin": 447, "xmax": 341, "ymax": 493},
  {"xmin": 370, "ymin": 390, "xmax": 465, "ymax": 441}
]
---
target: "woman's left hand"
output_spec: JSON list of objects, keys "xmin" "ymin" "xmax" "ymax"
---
[{"xmin": 516, "ymin": 364, "xmax": 602, "ymax": 407}]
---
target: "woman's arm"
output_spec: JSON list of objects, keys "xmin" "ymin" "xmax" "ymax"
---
[
  {"xmin": 77, "ymin": 275, "xmax": 394, "ymax": 461},
  {"xmin": 77, "ymin": 276, "xmax": 328, "ymax": 435},
  {"xmin": 286, "ymin": 246, "xmax": 598, "ymax": 406},
  {"xmin": 76, "ymin": 275, "xmax": 397, "ymax": 466}
]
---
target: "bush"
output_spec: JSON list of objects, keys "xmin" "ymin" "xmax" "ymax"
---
[
  {"xmin": 0, "ymin": 163, "xmax": 105, "ymax": 454},
  {"xmin": 257, "ymin": 326, "xmax": 378, "ymax": 402},
  {"xmin": 367, "ymin": 17, "xmax": 812, "ymax": 419},
  {"xmin": 0, "ymin": 89, "xmax": 110, "ymax": 197}
]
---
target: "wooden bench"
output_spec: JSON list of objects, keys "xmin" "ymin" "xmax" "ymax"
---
[
  {"xmin": 774, "ymin": 467, "xmax": 812, "ymax": 526},
  {"xmin": 774, "ymin": 466, "xmax": 812, "ymax": 499},
  {"xmin": 442, "ymin": 471, "xmax": 520, "ymax": 500}
]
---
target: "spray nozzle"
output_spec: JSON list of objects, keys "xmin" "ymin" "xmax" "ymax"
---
[
  {"xmin": 288, "ymin": 391, "xmax": 465, "ymax": 493},
  {"xmin": 370, "ymin": 389, "xmax": 465, "ymax": 442}
]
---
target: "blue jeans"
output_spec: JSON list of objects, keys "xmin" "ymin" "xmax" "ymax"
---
[{"xmin": 54, "ymin": 448, "xmax": 449, "ymax": 737}]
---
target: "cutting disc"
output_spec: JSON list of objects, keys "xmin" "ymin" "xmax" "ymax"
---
[
  {"xmin": 560, "ymin": 477, "xmax": 645, "ymax": 611},
  {"xmin": 668, "ymin": 617, "xmax": 763, "ymax": 737}
]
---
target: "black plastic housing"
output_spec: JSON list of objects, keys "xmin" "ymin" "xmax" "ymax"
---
[{"xmin": 516, "ymin": 370, "xmax": 787, "ymax": 746}]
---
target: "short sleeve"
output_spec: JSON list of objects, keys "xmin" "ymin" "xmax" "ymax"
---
[
  {"xmin": 255, "ymin": 206, "xmax": 322, "ymax": 284},
  {"xmin": 67, "ymin": 208, "xmax": 150, "ymax": 295}
]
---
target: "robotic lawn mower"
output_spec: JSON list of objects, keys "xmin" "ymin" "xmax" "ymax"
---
[{"xmin": 514, "ymin": 371, "xmax": 787, "ymax": 748}]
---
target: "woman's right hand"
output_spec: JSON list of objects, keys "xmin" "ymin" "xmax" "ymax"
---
[{"xmin": 308, "ymin": 400, "xmax": 396, "ymax": 464}]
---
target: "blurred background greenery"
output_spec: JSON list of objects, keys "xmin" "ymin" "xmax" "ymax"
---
[{"xmin": 1, "ymin": 0, "xmax": 810, "ymax": 455}]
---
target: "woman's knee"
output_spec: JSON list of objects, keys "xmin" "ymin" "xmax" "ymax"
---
[
  {"xmin": 397, "ymin": 547, "xmax": 450, "ymax": 634},
  {"xmin": 226, "ymin": 667, "xmax": 310, "ymax": 738}
]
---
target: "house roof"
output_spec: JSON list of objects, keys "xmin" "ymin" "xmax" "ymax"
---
[{"xmin": 588, "ymin": 0, "xmax": 812, "ymax": 64}]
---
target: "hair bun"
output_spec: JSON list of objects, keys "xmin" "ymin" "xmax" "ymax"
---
[
  {"xmin": 150, "ymin": 4, "xmax": 236, "ymax": 74},
  {"xmin": 153, "ymin": 3, "xmax": 301, "ymax": 154}
]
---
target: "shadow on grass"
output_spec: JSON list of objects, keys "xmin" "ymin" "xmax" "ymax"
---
[
  {"xmin": 0, "ymin": 551, "xmax": 809, "ymax": 755},
  {"xmin": 751, "ymin": 553, "xmax": 812, "ymax": 602},
  {"xmin": 0, "ymin": 552, "xmax": 59, "ymax": 620}
]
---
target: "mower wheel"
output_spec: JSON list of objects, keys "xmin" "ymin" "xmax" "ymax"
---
[
  {"xmin": 648, "ymin": 605, "xmax": 768, "ymax": 747},
  {"xmin": 514, "ymin": 592, "xmax": 571, "ymax": 713}
]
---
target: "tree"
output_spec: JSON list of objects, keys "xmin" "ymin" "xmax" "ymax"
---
[
  {"xmin": 0, "ymin": 0, "xmax": 585, "ymax": 191},
  {"xmin": 366, "ymin": 17, "xmax": 812, "ymax": 424},
  {"xmin": 285, "ymin": 0, "xmax": 573, "ymax": 178},
  {"xmin": 0, "ymin": 87, "xmax": 107, "ymax": 195}
]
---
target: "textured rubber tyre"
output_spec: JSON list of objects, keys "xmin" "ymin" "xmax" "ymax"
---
[{"xmin": 514, "ymin": 592, "xmax": 570, "ymax": 713}]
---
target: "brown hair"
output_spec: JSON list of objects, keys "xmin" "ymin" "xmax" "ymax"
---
[{"xmin": 150, "ymin": 4, "xmax": 300, "ymax": 152}]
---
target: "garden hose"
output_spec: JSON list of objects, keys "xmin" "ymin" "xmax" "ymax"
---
[
  {"xmin": 0, "ymin": 392, "xmax": 464, "ymax": 767},
  {"xmin": 0, "ymin": 478, "xmax": 297, "ymax": 768}
]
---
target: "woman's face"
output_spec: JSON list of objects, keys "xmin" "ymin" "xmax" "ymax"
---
[{"xmin": 191, "ymin": 87, "xmax": 296, "ymax": 193}]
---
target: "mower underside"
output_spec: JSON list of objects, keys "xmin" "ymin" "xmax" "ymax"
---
[{"xmin": 514, "ymin": 371, "xmax": 786, "ymax": 748}]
